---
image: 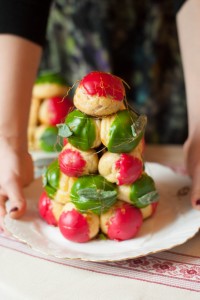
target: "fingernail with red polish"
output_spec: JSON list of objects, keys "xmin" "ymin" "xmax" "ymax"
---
[
  {"xmin": 195, "ymin": 199, "xmax": 200, "ymax": 206},
  {"xmin": 9, "ymin": 207, "xmax": 18, "ymax": 213}
]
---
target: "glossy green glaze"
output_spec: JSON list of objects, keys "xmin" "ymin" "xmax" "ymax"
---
[
  {"xmin": 65, "ymin": 110, "xmax": 96, "ymax": 151},
  {"xmin": 70, "ymin": 175, "xmax": 117, "ymax": 215},
  {"xmin": 43, "ymin": 159, "xmax": 60, "ymax": 198},
  {"xmin": 107, "ymin": 110, "xmax": 145, "ymax": 153},
  {"xmin": 35, "ymin": 72, "xmax": 66, "ymax": 85},
  {"xmin": 39, "ymin": 126, "xmax": 63, "ymax": 152},
  {"xmin": 129, "ymin": 173, "xmax": 159, "ymax": 208}
]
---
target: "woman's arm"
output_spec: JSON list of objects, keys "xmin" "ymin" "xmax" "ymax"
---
[
  {"xmin": 176, "ymin": 0, "xmax": 200, "ymax": 209},
  {"xmin": 0, "ymin": 1, "xmax": 52, "ymax": 228},
  {"xmin": 0, "ymin": 35, "xmax": 42, "ymax": 224}
]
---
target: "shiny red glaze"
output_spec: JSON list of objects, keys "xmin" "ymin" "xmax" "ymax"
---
[
  {"xmin": 58, "ymin": 148, "xmax": 86, "ymax": 177},
  {"xmin": 115, "ymin": 154, "xmax": 143, "ymax": 185},
  {"xmin": 58, "ymin": 209, "xmax": 89, "ymax": 243},
  {"xmin": 46, "ymin": 96, "xmax": 73, "ymax": 125},
  {"xmin": 107, "ymin": 203, "xmax": 143, "ymax": 241},
  {"xmin": 80, "ymin": 71, "xmax": 125, "ymax": 101},
  {"xmin": 38, "ymin": 191, "xmax": 57, "ymax": 226}
]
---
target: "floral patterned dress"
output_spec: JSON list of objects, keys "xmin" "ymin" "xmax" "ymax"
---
[{"xmin": 40, "ymin": 0, "xmax": 187, "ymax": 144}]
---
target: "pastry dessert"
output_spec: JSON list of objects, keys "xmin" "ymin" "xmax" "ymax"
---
[
  {"xmin": 28, "ymin": 72, "xmax": 73, "ymax": 151},
  {"xmin": 38, "ymin": 71, "xmax": 159, "ymax": 243},
  {"xmin": 34, "ymin": 125, "xmax": 62, "ymax": 152},
  {"xmin": 70, "ymin": 175, "xmax": 117, "ymax": 215},
  {"xmin": 38, "ymin": 96, "xmax": 73, "ymax": 126},
  {"xmin": 58, "ymin": 203, "xmax": 99, "ymax": 243},
  {"xmin": 38, "ymin": 191, "xmax": 64, "ymax": 226},
  {"xmin": 140, "ymin": 202, "xmax": 159, "ymax": 220},
  {"xmin": 98, "ymin": 150, "xmax": 143, "ymax": 185},
  {"xmin": 58, "ymin": 143, "xmax": 99, "ymax": 177},
  {"xmin": 62, "ymin": 109, "xmax": 101, "ymax": 151},
  {"xmin": 42, "ymin": 159, "xmax": 77, "ymax": 204},
  {"xmin": 73, "ymin": 71, "xmax": 125, "ymax": 116},
  {"xmin": 100, "ymin": 201, "xmax": 143, "ymax": 241},
  {"xmin": 100, "ymin": 109, "xmax": 146, "ymax": 153},
  {"xmin": 117, "ymin": 173, "xmax": 158, "ymax": 208},
  {"xmin": 33, "ymin": 72, "xmax": 69, "ymax": 99}
]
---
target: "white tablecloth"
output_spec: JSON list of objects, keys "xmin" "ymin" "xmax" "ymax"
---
[{"xmin": 0, "ymin": 232, "xmax": 199, "ymax": 300}]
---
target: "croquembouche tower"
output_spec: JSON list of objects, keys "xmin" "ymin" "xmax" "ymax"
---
[{"xmin": 39, "ymin": 71, "xmax": 159, "ymax": 243}]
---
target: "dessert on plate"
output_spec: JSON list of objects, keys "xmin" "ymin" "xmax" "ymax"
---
[
  {"xmin": 28, "ymin": 72, "xmax": 73, "ymax": 152},
  {"xmin": 38, "ymin": 71, "xmax": 159, "ymax": 243}
]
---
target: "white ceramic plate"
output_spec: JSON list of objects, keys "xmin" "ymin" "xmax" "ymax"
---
[{"xmin": 4, "ymin": 163, "xmax": 200, "ymax": 261}]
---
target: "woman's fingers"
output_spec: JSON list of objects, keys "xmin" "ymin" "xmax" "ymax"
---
[
  {"xmin": 0, "ymin": 194, "xmax": 8, "ymax": 218},
  {"xmin": 0, "ymin": 141, "xmax": 34, "ymax": 232},
  {"xmin": 2, "ymin": 175, "xmax": 26, "ymax": 219},
  {"xmin": 183, "ymin": 138, "xmax": 200, "ymax": 210},
  {"xmin": 0, "ymin": 178, "xmax": 26, "ymax": 236},
  {"xmin": 190, "ymin": 166, "xmax": 200, "ymax": 210},
  {"xmin": 0, "ymin": 194, "xmax": 11, "ymax": 235}
]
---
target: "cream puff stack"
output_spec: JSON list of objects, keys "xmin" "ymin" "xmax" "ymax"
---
[{"xmin": 38, "ymin": 71, "xmax": 159, "ymax": 243}]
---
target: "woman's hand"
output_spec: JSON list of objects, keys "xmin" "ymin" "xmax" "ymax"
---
[
  {"xmin": 177, "ymin": 0, "xmax": 200, "ymax": 210},
  {"xmin": 0, "ymin": 137, "xmax": 34, "ymax": 231},
  {"xmin": 183, "ymin": 135, "xmax": 200, "ymax": 210},
  {"xmin": 0, "ymin": 35, "xmax": 42, "ymax": 231}
]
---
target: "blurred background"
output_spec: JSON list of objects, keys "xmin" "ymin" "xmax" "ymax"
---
[{"xmin": 37, "ymin": 0, "xmax": 187, "ymax": 145}]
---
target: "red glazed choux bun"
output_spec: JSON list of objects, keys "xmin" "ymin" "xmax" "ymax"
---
[
  {"xmin": 73, "ymin": 71, "xmax": 125, "ymax": 116},
  {"xmin": 38, "ymin": 191, "xmax": 64, "ymax": 226},
  {"xmin": 100, "ymin": 201, "xmax": 143, "ymax": 241},
  {"xmin": 98, "ymin": 138, "xmax": 144, "ymax": 185},
  {"xmin": 58, "ymin": 143, "xmax": 99, "ymax": 177},
  {"xmin": 98, "ymin": 151, "xmax": 143, "ymax": 185},
  {"xmin": 58, "ymin": 203, "xmax": 99, "ymax": 243}
]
